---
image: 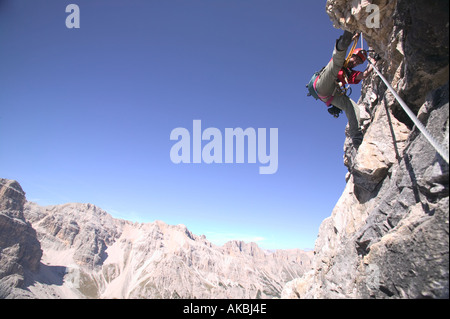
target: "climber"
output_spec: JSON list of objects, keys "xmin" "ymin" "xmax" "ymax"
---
[{"xmin": 308, "ymin": 31, "xmax": 376, "ymax": 147}]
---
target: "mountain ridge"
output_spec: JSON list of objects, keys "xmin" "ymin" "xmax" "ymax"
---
[{"xmin": 0, "ymin": 179, "xmax": 313, "ymax": 299}]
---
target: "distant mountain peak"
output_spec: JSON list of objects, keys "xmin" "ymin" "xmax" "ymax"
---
[{"xmin": 0, "ymin": 178, "xmax": 312, "ymax": 299}]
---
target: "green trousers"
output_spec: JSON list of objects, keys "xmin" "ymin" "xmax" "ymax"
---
[{"xmin": 315, "ymin": 47, "xmax": 362, "ymax": 139}]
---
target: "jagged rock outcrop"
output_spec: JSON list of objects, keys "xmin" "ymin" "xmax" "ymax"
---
[
  {"xmin": 283, "ymin": 0, "xmax": 448, "ymax": 299},
  {"xmin": 25, "ymin": 202, "xmax": 121, "ymax": 269},
  {"xmin": 0, "ymin": 180, "xmax": 313, "ymax": 299},
  {"xmin": 0, "ymin": 179, "xmax": 43, "ymax": 298}
]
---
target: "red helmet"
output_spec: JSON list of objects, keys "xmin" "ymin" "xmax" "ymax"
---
[{"xmin": 353, "ymin": 48, "xmax": 367, "ymax": 62}]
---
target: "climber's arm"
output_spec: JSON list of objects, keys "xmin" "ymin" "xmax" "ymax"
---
[{"xmin": 355, "ymin": 57, "xmax": 376, "ymax": 81}]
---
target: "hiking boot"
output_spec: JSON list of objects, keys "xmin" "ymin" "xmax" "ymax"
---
[
  {"xmin": 337, "ymin": 31, "xmax": 355, "ymax": 51},
  {"xmin": 352, "ymin": 135, "xmax": 363, "ymax": 149},
  {"xmin": 351, "ymin": 129, "xmax": 363, "ymax": 148}
]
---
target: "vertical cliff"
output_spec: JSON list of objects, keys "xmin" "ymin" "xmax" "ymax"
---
[
  {"xmin": 0, "ymin": 179, "xmax": 43, "ymax": 298},
  {"xmin": 283, "ymin": 0, "xmax": 449, "ymax": 299}
]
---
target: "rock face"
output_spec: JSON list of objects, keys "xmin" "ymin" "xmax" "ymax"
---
[
  {"xmin": 282, "ymin": 0, "xmax": 449, "ymax": 299},
  {"xmin": 0, "ymin": 180, "xmax": 312, "ymax": 299},
  {"xmin": 0, "ymin": 179, "xmax": 42, "ymax": 298},
  {"xmin": 2, "ymin": 1, "xmax": 447, "ymax": 300}
]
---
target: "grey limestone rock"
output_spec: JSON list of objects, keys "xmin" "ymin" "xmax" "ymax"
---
[{"xmin": 283, "ymin": 0, "xmax": 449, "ymax": 299}]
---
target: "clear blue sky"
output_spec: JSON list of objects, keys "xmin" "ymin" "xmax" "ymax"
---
[{"xmin": 0, "ymin": 0, "xmax": 367, "ymax": 250}]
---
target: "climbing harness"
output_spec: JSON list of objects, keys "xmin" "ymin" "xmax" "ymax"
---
[
  {"xmin": 366, "ymin": 52, "xmax": 449, "ymax": 164},
  {"xmin": 306, "ymin": 67, "xmax": 336, "ymax": 105},
  {"xmin": 313, "ymin": 74, "xmax": 335, "ymax": 107},
  {"xmin": 306, "ymin": 71, "xmax": 343, "ymax": 118},
  {"xmin": 336, "ymin": 68, "xmax": 353, "ymax": 98}
]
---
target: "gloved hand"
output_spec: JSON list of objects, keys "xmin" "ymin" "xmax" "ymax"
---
[
  {"xmin": 373, "ymin": 53, "xmax": 382, "ymax": 61},
  {"xmin": 328, "ymin": 106, "xmax": 343, "ymax": 118}
]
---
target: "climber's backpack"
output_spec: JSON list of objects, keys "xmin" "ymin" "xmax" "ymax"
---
[{"xmin": 306, "ymin": 68, "xmax": 324, "ymax": 100}]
